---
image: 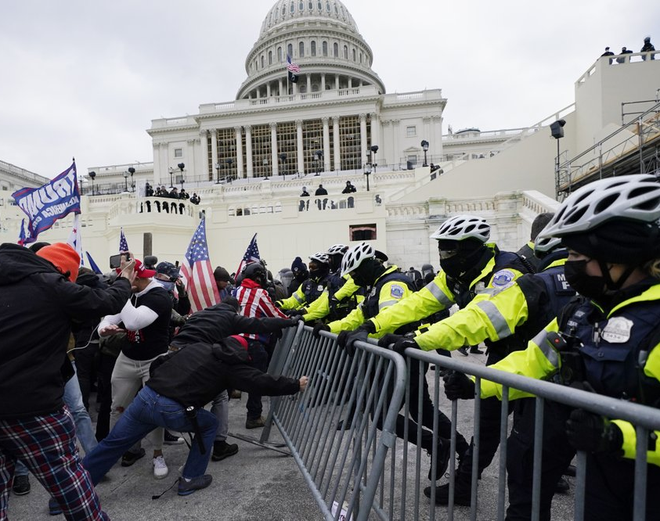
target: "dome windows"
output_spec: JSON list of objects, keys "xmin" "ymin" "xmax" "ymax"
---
[
  {"xmin": 299, "ymin": 41, "xmax": 305, "ymax": 57},
  {"xmin": 322, "ymin": 41, "xmax": 328, "ymax": 56},
  {"xmin": 299, "ymin": 1, "xmax": 304, "ymax": 11},
  {"xmin": 311, "ymin": 41, "xmax": 317, "ymax": 56}
]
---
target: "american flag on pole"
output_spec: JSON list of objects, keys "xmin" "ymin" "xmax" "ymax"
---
[
  {"xmin": 286, "ymin": 54, "xmax": 300, "ymax": 83},
  {"xmin": 236, "ymin": 233, "xmax": 260, "ymax": 276},
  {"xmin": 119, "ymin": 228, "xmax": 129, "ymax": 253},
  {"xmin": 67, "ymin": 214, "xmax": 84, "ymax": 267},
  {"xmin": 180, "ymin": 217, "xmax": 220, "ymax": 312}
]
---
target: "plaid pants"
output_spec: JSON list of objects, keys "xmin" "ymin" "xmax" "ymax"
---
[{"xmin": 0, "ymin": 407, "xmax": 108, "ymax": 521}]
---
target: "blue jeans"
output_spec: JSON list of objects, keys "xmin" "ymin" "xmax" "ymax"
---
[
  {"xmin": 15, "ymin": 362, "xmax": 97, "ymax": 478},
  {"xmin": 83, "ymin": 386, "xmax": 217, "ymax": 483}
]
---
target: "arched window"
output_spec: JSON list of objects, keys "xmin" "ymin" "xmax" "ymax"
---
[
  {"xmin": 333, "ymin": 42, "xmax": 338, "ymax": 57},
  {"xmin": 261, "ymin": 55, "xmax": 265, "ymax": 68},
  {"xmin": 268, "ymin": 50, "xmax": 273, "ymax": 65},
  {"xmin": 277, "ymin": 46, "xmax": 283, "ymax": 62},
  {"xmin": 352, "ymin": 48, "xmax": 356, "ymax": 61},
  {"xmin": 288, "ymin": 43, "xmax": 293, "ymax": 58},
  {"xmin": 318, "ymin": 1, "xmax": 322, "ymax": 10},
  {"xmin": 326, "ymin": 1, "xmax": 331, "ymax": 12},
  {"xmin": 322, "ymin": 41, "xmax": 328, "ymax": 56},
  {"xmin": 311, "ymin": 41, "xmax": 316, "ymax": 56},
  {"xmin": 299, "ymin": 41, "xmax": 304, "ymax": 57},
  {"xmin": 309, "ymin": 1, "xmax": 313, "ymax": 10},
  {"xmin": 290, "ymin": 2, "xmax": 295, "ymax": 14},
  {"xmin": 343, "ymin": 45, "xmax": 348, "ymax": 59}
]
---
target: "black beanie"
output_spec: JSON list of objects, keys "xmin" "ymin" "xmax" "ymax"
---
[{"xmin": 561, "ymin": 220, "xmax": 660, "ymax": 264}]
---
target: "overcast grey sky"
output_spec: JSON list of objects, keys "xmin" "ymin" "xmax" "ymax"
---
[{"xmin": 1, "ymin": 0, "xmax": 657, "ymax": 178}]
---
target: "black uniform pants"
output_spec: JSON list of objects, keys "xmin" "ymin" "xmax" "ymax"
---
[
  {"xmin": 505, "ymin": 399, "xmax": 575, "ymax": 521},
  {"xmin": 246, "ymin": 340, "xmax": 269, "ymax": 420}
]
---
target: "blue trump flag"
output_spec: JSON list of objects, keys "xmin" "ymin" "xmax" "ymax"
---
[{"xmin": 13, "ymin": 162, "xmax": 81, "ymax": 244}]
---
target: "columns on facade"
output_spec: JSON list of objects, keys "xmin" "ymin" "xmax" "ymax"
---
[
  {"xmin": 332, "ymin": 116, "xmax": 341, "ymax": 172},
  {"xmin": 432, "ymin": 115, "xmax": 443, "ymax": 158},
  {"xmin": 296, "ymin": 120, "xmax": 304, "ymax": 175},
  {"xmin": 359, "ymin": 114, "xmax": 367, "ymax": 166},
  {"xmin": 335, "ymin": 74, "xmax": 340, "ymax": 89},
  {"xmin": 210, "ymin": 129, "xmax": 218, "ymax": 179},
  {"xmin": 200, "ymin": 130, "xmax": 209, "ymax": 185},
  {"xmin": 270, "ymin": 122, "xmax": 278, "ymax": 177},
  {"xmin": 348, "ymin": 77, "xmax": 352, "ymax": 89},
  {"xmin": 321, "ymin": 73, "xmax": 326, "ymax": 91},
  {"xmin": 245, "ymin": 125, "xmax": 253, "ymax": 178},
  {"xmin": 266, "ymin": 83, "xmax": 271, "ymax": 97},
  {"xmin": 187, "ymin": 138, "xmax": 198, "ymax": 181},
  {"xmin": 278, "ymin": 79, "xmax": 283, "ymax": 97},
  {"xmin": 306, "ymin": 74, "xmax": 311, "ymax": 94},
  {"xmin": 234, "ymin": 126, "xmax": 244, "ymax": 179},
  {"xmin": 370, "ymin": 112, "xmax": 380, "ymax": 154},
  {"xmin": 322, "ymin": 117, "xmax": 331, "ymax": 172},
  {"xmin": 391, "ymin": 119, "xmax": 400, "ymax": 166}
]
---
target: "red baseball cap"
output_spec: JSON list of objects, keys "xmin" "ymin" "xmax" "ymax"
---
[{"xmin": 115, "ymin": 258, "xmax": 156, "ymax": 278}]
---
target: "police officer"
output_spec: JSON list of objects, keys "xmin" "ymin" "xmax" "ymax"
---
[
  {"xmin": 277, "ymin": 252, "xmax": 331, "ymax": 314},
  {"xmin": 306, "ymin": 244, "xmax": 362, "ymax": 325},
  {"xmin": 446, "ymin": 175, "xmax": 660, "ymax": 521},
  {"xmin": 424, "ymin": 231, "xmax": 576, "ymax": 511},
  {"xmin": 344, "ymin": 215, "xmax": 530, "ymax": 494}
]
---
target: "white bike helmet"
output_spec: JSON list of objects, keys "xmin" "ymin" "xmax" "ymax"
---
[
  {"xmin": 430, "ymin": 215, "xmax": 491, "ymax": 243},
  {"xmin": 538, "ymin": 175, "xmax": 660, "ymax": 239},
  {"xmin": 533, "ymin": 236, "xmax": 562, "ymax": 255},
  {"xmin": 309, "ymin": 252, "xmax": 330, "ymax": 265},
  {"xmin": 327, "ymin": 243, "xmax": 348, "ymax": 256},
  {"xmin": 340, "ymin": 242, "xmax": 375, "ymax": 277}
]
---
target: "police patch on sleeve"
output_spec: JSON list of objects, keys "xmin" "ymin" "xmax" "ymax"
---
[
  {"xmin": 491, "ymin": 269, "xmax": 515, "ymax": 291},
  {"xmin": 390, "ymin": 284, "xmax": 405, "ymax": 299}
]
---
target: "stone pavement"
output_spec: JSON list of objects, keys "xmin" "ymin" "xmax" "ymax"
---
[{"xmin": 7, "ymin": 351, "xmax": 576, "ymax": 520}]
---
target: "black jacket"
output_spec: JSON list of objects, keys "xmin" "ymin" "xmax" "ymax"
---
[
  {"xmin": 147, "ymin": 340, "xmax": 300, "ymax": 408},
  {"xmin": 0, "ymin": 243, "xmax": 131, "ymax": 419},
  {"xmin": 170, "ymin": 301, "xmax": 293, "ymax": 348}
]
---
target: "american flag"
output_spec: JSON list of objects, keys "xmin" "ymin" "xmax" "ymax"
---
[
  {"xmin": 236, "ymin": 233, "xmax": 261, "ymax": 276},
  {"xmin": 180, "ymin": 217, "xmax": 220, "ymax": 312},
  {"xmin": 119, "ymin": 228, "xmax": 129, "ymax": 253},
  {"xmin": 67, "ymin": 214, "xmax": 84, "ymax": 267},
  {"xmin": 286, "ymin": 54, "xmax": 300, "ymax": 73}
]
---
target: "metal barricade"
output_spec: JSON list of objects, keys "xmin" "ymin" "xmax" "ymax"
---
[{"xmin": 261, "ymin": 323, "xmax": 407, "ymax": 521}]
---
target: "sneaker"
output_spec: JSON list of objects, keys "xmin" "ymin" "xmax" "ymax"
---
[
  {"xmin": 245, "ymin": 416, "xmax": 266, "ymax": 429},
  {"xmin": 177, "ymin": 475, "xmax": 213, "ymax": 496},
  {"xmin": 469, "ymin": 346, "xmax": 483, "ymax": 354},
  {"xmin": 121, "ymin": 447, "xmax": 146, "ymax": 467},
  {"xmin": 230, "ymin": 390, "xmax": 242, "ymax": 399},
  {"xmin": 424, "ymin": 481, "xmax": 472, "ymax": 506},
  {"xmin": 428, "ymin": 438, "xmax": 451, "ymax": 480},
  {"xmin": 457, "ymin": 347, "xmax": 469, "ymax": 357},
  {"xmin": 212, "ymin": 441, "xmax": 239, "ymax": 461},
  {"xmin": 153, "ymin": 455, "xmax": 169, "ymax": 479},
  {"xmin": 555, "ymin": 477, "xmax": 570, "ymax": 494},
  {"xmin": 48, "ymin": 497, "xmax": 62, "ymax": 516},
  {"xmin": 12, "ymin": 474, "xmax": 30, "ymax": 496},
  {"xmin": 164, "ymin": 430, "xmax": 184, "ymax": 445}
]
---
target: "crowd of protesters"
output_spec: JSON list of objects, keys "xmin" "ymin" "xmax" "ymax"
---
[{"xmin": 3, "ymin": 173, "xmax": 660, "ymax": 520}]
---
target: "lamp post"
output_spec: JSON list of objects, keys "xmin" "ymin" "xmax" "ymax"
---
[
  {"xmin": 279, "ymin": 153, "xmax": 287, "ymax": 177},
  {"xmin": 314, "ymin": 150, "xmax": 323, "ymax": 176},
  {"xmin": 177, "ymin": 163, "xmax": 185, "ymax": 191},
  {"xmin": 215, "ymin": 162, "xmax": 221, "ymax": 184},
  {"xmin": 226, "ymin": 158, "xmax": 233, "ymax": 183},
  {"xmin": 89, "ymin": 171, "xmax": 96, "ymax": 195},
  {"xmin": 363, "ymin": 162, "xmax": 372, "ymax": 192},
  {"xmin": 421, "ymin": 140, "xmax": 429, "ymax": 167},
  {"xmin": 168, "ymin": 167, "xmax": 174, "ymax": 188},
  {"xmin": 370, "ymin": 145, "xmax": 379, "ymax": 173},
  {"xmin": 128, "ymin": 167, "xmax": 135, "ymax": 192},
  {"xmin": 123, "ymin": 171, "xmax": 129, "ymax": 192},
  {"xmin": 550, "ymin": 119, "xmax": 566, "ymax": 192}
]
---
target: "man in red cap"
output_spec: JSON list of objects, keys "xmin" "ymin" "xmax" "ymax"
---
[
  {"xmin": 98, "ymin": 257, "xmax": 172, "ymax": 479},
  {"xmin": 0, "ymin": 242, "xmax": 134, "ymax": 520}
]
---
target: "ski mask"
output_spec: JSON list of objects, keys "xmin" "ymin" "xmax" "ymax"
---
[{"xmin": 563, "ymin": 259, "xmax": 608, "ymax": 301}]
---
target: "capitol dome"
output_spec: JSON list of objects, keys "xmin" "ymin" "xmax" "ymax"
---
[{"xmin": 236, "ymin": 0, "xmax": 385, "ymax": 99}]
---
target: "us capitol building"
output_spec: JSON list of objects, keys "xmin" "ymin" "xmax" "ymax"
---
[{"xmin": 1, "ymin": 0, "xmax": 659, "ymax": 272}]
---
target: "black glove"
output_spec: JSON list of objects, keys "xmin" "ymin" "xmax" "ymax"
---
[
  {"xmin": 313, "ymin": 322, "xmax": 330, "ymax": 338},
  {"xmin": 284, "ymin": 308, "xmax": 305, "ymax": 318},
  {"xmin": 443, "ymin": 372, "xmax": 475, "ymax": 400},
  {"xmin": 392, "ymin": 336, "xmax": 419, "ymax": 356},
  {"xmin": 565, "ymin": 409, "xmax": 623, "ymax": 453},
  {"xmin": 377, "ymin": 334, "xmax": 403, "ymax": 348},
  {"xmin": 336, "ymin": 322, "xmax": 375, "ymax": 356}
]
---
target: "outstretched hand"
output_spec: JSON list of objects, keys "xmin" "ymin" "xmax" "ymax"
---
[{"xmin": 443, "ymin": 372, "xmax": 476, "ymax": 400}]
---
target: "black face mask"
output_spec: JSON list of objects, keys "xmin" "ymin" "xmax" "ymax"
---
[
  {"xmin": 563, "ymin": 260, "xmax": 608, "ymax": 300},
  {"xmin": 440, "ymin": 246, "xmax": 488, "ymax": 280}
]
